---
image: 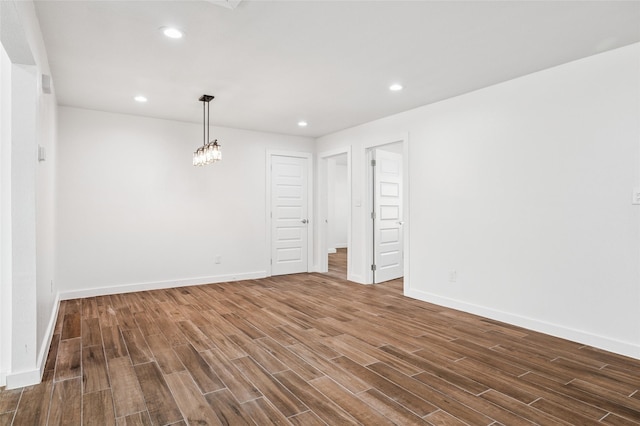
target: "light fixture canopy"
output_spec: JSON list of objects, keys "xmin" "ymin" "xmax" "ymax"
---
[
  {"xmin": 193, "ymin": 94, "xmax": 222, "ymax": 166},
  {"xmin": 389, "ymin": 83, "xmax": 403, "ymax": 91}
]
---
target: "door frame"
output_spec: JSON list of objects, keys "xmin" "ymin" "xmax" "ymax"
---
[
  {"xmin": 317, "ymin": 146, "xmax": 352, "ymax": 277},
  {"xmin": 364, "ymin": 134, "xmax": 410, "ymax": 284},
  {"xmin": 265, "ymin": 150, "xmax": 314, "ymax": 277}
]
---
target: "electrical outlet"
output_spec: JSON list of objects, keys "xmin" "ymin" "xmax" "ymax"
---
[
  {"xmin": 633, "ymin": 189, "xmax": 640, "ymax": 205},
  {"xmin": 449, "ymin": 270, "xmax": 457, "ymax": 283},
  {"xmin": 215, "ymin": 255, "xmax": 221, "ymax": 264}
]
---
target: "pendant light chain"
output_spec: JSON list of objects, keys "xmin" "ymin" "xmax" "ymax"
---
[{"xmin": 203, "ymin": 98, "xmax": 206, "ymax": 147}]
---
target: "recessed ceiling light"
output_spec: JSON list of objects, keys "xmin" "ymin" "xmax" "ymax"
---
[
  {"xmin": 134, "ymin": 95, "xmax": 148, "ymax": 103},
  {"xmin": 162, "ymin": 27, "xmax": 183, "ymax": 39},
  {"xmin": 389, "ymin": 83, "xmax": 403, "ymax": 91},
  {"xmin": 298, "ymin": 121, "xmax": 308, "ymax": 127}
]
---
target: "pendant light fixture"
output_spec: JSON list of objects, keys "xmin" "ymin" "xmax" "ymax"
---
[{"xmin": 193, "ymin": 94, "xmax": 222, "ymax": 166}]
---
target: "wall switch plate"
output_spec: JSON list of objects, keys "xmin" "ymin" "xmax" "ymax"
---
[
  {"xmin": 449, "ymin": 270, "xmax": 457, "ymax": 283},
  {"xmin": 633, "ymin": 189, "xmax": 640, "ymax": 205},
  {"xmin": 215, "ymin": 255, "xmax": 221, "ymax": 264}
]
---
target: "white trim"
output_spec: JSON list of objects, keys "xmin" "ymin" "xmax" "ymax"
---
[
  {"xmin": 265, "ymin": 151, "xmax": 272, "ymax": 276},
  {"xmin": 265, "ymin": 150, "xmax": 314, "ymax": 276},
  {"xmin": 59, "ymin": 271, "xmax": 268, "ymax": 300},
  {"xmin": 348, "ymin": 273, "xmax": 365, "ymax": 283},
  {"xmin": 5, "ymin": 367, "xmax": 40, "ymax": 389},
  {"xmin": 4, "ymin": 292, "xmax": 59, "ymax": 389},
  {"xmin": 327, "ymin": 248, "xmax": 337, "ymax": 254},
  {"xmin": 37, "ymin": 292, "xmax": 60, "ymax": 379},
  {"xmin": 317, "ymin": 146, "xmax": 352, "ymax": 279},
  {"xmin": 37, "ymin": 293, "xmax": 60, "ymax": 375},
  {"xmin": 0, "ymin": 52, "xmax": 11, "ymax": 386},
  {"xmin": 363, "ymin": 133, "xmax": 408, "ymax": 150},
  {"xmin": 402, "ymin": 134, "xmax": 411, "ymax": 295},
  {"xmin": 405, "ymin": 287, "xmax": 640, "ymax": 360},
  {"xmin": 365, "ymin": 149, "xmax": 375, "ymax": 284}
]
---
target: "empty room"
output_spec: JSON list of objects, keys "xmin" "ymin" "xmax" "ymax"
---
[{"xmin": 1, "ymin": 0, "xmax": 640, "ymax": 424}]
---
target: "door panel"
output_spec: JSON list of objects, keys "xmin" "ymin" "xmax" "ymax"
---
[
  {"xmin": 271, "ymin": 155, "xmax": 309, "ymax": 275},
  {"xmin": 374, "ymin": 149, "xmax": 403, "ymax": 283}
]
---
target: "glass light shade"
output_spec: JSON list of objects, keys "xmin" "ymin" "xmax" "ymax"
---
[{"xmin": 194, "ymin": 147, "xmax": 208, "ymax": 166}]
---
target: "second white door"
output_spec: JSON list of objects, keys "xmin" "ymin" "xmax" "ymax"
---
[
  {"xmin": 373, "ymin": 148, "xmax": 403, "ymax": 283},
  {"xmin": 271, "ymin": 154, "xmax": 310, "ymax": 276}
]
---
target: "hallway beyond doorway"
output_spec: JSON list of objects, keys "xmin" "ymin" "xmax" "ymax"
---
[{"xmin": 326, "ymin": 248, "xmax": 347, "ymax": 280}]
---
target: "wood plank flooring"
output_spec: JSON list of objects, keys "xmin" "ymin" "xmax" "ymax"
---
[
  {"xmin": 1, "ymin": 271, "xmax": 639, "ymax": 425},
  {"xmin": 326, "ymin": 248, "xmax": 347, "ymax": 281}
]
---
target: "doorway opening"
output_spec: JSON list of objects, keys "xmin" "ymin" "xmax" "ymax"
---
[
  {"xmin": 318, "ymin": 148, "xmax": 351, "ymax": 281},
  {"xmin": 326, "ymin": 154, "xmax": 349, "ymax": 280}
]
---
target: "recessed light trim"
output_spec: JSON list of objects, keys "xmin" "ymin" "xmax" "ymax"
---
[
  {"xmin": 298, "ymin": 121, "xmax": 308, "ymax": 127},
  {"xmin": 134, "ymin": 95, "xmax": 148, "ymax": 103},
  {"xmin": 389, "ymin": 83, "xmax": 403, "ymax": 91},
  {"xmin": 162, "ymin": 27, "xmax": 183, "ymax": 39}
]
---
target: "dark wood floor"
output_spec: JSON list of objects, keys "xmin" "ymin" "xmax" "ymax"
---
[{"xmin": 1, "ymin": 269, "xmax": 639, "ymax": 425}]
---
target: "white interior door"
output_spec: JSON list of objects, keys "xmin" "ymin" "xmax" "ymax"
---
[
  {"xmin": 373, "ymin": 149, "xmax": 403, "ymax": 283},
  {"xmin": 271, "ymin": 155, "xmax": 309, "ymax": 276}
]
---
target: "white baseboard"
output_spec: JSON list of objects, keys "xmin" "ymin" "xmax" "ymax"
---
[
  {"xmin": 5, "ymin": 293, "xmax": 60, "ymax": 389},
  {"xmin": 312, "ymin": 264, "xmax": 328, "ymax": 273},
  {"xmin": 348, "ymin": 273, "xmax": 366, "ymax": 284},
  {"xmin": 5, "ymin": 368, "xmax": 42, "ymax": 389},
  {"xmin": 38, "ymin": 293, "xmax": 60, "ymax": 375},
  {"xmin": 404, "ymin": 287, "xmax": 640, "ymax": 360},
  {"xmin": 59, "ymin": 271, "xmax": 268, "ymax": 300}
]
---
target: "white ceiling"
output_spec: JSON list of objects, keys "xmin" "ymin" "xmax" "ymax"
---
[{"xmin": 34, "ymin": 0, "xmax": 640, "ymax": 138}]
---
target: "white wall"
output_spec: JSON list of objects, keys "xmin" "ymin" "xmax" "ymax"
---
[
  {"xmin": 0, "ymin": 35, "xmax": 12, "ymax": 389},
  {"xmin": 317, "ymin": 43, "xmax": 640, "ymax": 359},
  {"xmin": 57, "ymin": 107, "xmax": 314, "ymax": 297},
  {"xmin": 0, "ymin": 0, "xmax": 59, "ymax": 388},
  {"xmin": 10, "ymin": 62, "xmax": 39, "ymax": 382},
  {"xmin": 327, "ymin": 159, "xmax": 348, "ymax": 250}
]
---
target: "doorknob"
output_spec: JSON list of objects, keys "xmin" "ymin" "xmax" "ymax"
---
[
  {"xmin": 397, "ymin": 221, "xmax": 404, "ymax": 225},
  {"xmin": 301, "ymin": 219, "xmax": 308, "ymax": 224}
]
